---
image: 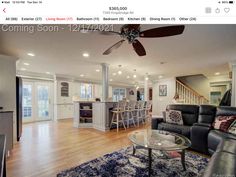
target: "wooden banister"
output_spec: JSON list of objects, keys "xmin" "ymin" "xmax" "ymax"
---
[{"xmin": 176, "ymin": 80, "xmax": 209, "ymax": 105}]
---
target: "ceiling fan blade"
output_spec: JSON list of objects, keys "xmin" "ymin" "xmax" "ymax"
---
[
  {"xmin": 132, "ymin": 40, "xmax": 146, "ymax": 56},
  {"xmin": 139, "ymin": 25, "xmax": 185, "ymax": 38},
  {"xmin": 103, "ymin": 40, "xmax": 125, "ymax": 55}
]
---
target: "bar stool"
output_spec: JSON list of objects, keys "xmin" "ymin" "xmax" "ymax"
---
[
  {"xmin": 135, "ymin": 101, "xmax": 145, "ymax": 126},
  {"xmin": 145, "ymin": 101, "xmax": 152, "ymax": 122},
  {"xmin": 125, "ymin": 101, "xmax": 136, "ymax": 128},
  {"xmin": 110, "ymin": 100, "xmax": 126, "ymax": 132}
]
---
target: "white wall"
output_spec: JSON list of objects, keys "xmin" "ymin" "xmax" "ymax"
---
[
  {"xmin": 152, "ymin": 78, "xmax": 176, "ymax": 116},
  {"xmin": 0, "ymin": 55, "xmax": 17, "ymax": 142}
]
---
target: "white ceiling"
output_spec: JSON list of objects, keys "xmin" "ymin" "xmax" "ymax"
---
[{"xmin": 0, "ymin": 24, "xmax": 236, "ymax": 85}]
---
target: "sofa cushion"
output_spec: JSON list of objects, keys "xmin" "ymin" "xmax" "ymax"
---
[
  {"xmin": 158, "ymin": 122, "xmax": 191, "ymax": 138},
  {"xmin": 208, "ymin": 130, "xmax": 236, "ymax": 154},
  {"xmin": 166, "ymin": 104, "xmax": 199, "ymax": 126},
  {"xmin": 198, "ymin": 105, "xmax": 216, "ymax": 124},
  {"xmin": 213, "ymin": 116, "xmax": 236, "ymax": 132},
  {"xmin": 216, "ymin": 138, "xmax": 236, "ymax": 154},
  {"xmin": 203, "ymin": 151, "xmax": 236, "ymax": 177},
  {"xmin": 165, "ymin": 110, "xmax": 183, "ymax": 125}
]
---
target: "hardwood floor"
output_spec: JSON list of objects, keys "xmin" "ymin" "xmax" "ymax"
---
[{"xmin": 7, "ymin": 119, "xmax": 148, "ymax": 177}]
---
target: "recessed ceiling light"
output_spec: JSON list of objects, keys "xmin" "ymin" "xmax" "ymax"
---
[
  {"xmin": 23, "ymin": 62, "xmax": 30, "ymax": 66},
  {"xmin": 127, "ymin": 76, "xmax": 130, "ymax": 79},
  {"xmin": 21, "ymin": 68, "xmax": 26, "ymax": 71},
  {"xmin": 133, "ymin": 74, "xmax": 137, "ymax": 78},
  {"xmin": 158, "ymin": 75, "xmax": 163, "ymax": 79},
  {"xmin": 110, "ymin": 79, "xmax": 113, "ymax": 81},
  {"xmin": 46, "ymin": 72, "xmax": 51, "ymax": 74},
  {"xmin": 80, "ymin": 74, "xmax": 85, "ymax": 77},
  {"xmin": 27, "ymin": 53, "xmax": 35, "ymax": 57},
  {"xmin": 112, "ymin": 73, "xmax": 117, "ymax": 76},
  {"xmin": 82, "ymin": 53, "xmax": 89, "ymax": 58},
  {"xmin": 95, "ymin": 69, "xmax": 100, "ymax": 72},
  {"xmin": 215, "ymin": 72, "xmax": 220, "ymax": 76},
  {"xmin": 118, "ymin": 71, "xmax": 122, "ymax": 75}
]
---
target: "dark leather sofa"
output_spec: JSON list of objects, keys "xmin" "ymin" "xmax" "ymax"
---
[{"xmin": 151, "ymin": 104, "xmax": 236, "ymax": 177}]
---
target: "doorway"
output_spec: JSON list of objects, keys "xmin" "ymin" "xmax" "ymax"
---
[{"xmin": 22, "ymin": 80, "xmax": 53, "ymax": 123}]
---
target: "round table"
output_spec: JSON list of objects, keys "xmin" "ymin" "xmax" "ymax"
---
[{"xmin": 128, "ymin": 129, "xmax": 191, "ymax": 177}]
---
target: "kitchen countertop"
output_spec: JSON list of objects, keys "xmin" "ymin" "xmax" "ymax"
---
[{"xmin": 0, "ymin": 111, "xmax": 14, "ymax": 113}]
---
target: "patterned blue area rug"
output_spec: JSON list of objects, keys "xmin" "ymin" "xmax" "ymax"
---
[{"xmin": 57, "ymin": 146, "xmax": 209, "ymax": 177}]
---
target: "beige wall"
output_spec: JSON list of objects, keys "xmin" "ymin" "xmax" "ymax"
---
[
  {"xmin": 0, "ymin": 55, "xmax": 17, "ymax": 142},
  {"xmin": 178, "ymin": 75, "xmax": 210, "ymax": 99}
]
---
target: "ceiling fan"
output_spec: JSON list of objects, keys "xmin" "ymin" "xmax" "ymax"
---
[{"xmin": 97, "ymin": 24, "xmax": 185, "ymax": 57}]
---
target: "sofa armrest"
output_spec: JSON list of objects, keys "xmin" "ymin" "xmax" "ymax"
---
[
  {"xmin": 151, "ymin": 117, "xmax": 164, "ymax": 129},
  {"xmin": 191, "ymin": 123, "xmax": 212, "ymax": 154}
]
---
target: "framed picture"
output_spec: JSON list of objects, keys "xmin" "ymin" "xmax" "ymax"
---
[
  {"xmin": 159, "ymin": 85, "xmax": 167, "ymax": 96},
  {"xmin": 129, "ymin": 89, "xmax": 134, "ymax": 95}
]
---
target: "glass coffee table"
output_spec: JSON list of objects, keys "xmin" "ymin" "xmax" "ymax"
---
[{"xmin": 128, "ymin": 129, "xmax": 191, "ymax": 177}]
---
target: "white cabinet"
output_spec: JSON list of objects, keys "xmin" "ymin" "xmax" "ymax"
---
[{"xmin": 57, "ymin": 104, "xmax": 73, "ymax": 119}]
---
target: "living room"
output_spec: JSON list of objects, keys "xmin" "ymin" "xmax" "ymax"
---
[{"xmin": 0, "ymin": 24, "xmax": 236, "ymax": 177}]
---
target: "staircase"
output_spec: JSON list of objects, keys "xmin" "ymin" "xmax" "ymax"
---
[{"xmin": 176, "ymin": 80, "xmax": 209, "ymax": 105}]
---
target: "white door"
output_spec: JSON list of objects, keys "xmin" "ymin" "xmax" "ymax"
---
[
  {"xmin": 35, "ymin": 82, "xmax": 52, "ymax": 121},
  {"xmin": 22, "ymin": 81, "xmax": 53, "ymax": 123}
]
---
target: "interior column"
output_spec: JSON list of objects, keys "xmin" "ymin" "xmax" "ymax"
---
[
  {"xmin": 101, "ymin": 63, "xmax": 109, "ymax": 102},
  {"xmin": 144, "ymin": 75, "xmax": 149, "ymax": 101},
  {"xmin": 231, "ymin": 62, "xmax": 236, "ymax": 106}
]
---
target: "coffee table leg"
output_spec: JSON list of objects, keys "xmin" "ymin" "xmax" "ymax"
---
[
  {"xmin": 148, "ymin": 148, "xmax": 152, "ymax": 177},
  {"xmin": 133, "ymin": 145, "xmax": 136, "ymax": 155},
  {"xmin": 181, "ymin": 149, "xmax": 186, "ymax": 171}
]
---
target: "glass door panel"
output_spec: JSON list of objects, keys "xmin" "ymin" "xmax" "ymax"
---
[
  {"xmin": 37, "ymin": 85, "xmax": 50, "ymax": 120},
  {"xmin": 22, "ymin": 83, "xmax": 33, "ymax": 122}
]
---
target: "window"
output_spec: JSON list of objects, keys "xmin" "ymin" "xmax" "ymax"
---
[
  {"xmin": 112, "ymin": 88, "xmax": 126, "ymax": 101},
  {"xmin": 80, "ymin": 84, "xmax": 93, "ymax": 99}
]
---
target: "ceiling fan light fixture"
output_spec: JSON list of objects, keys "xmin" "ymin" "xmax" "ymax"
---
[
  {"xmin": 118, "ymin": 70, "xmax": 122, "ymax": 75},
  {"xmin": 133, "ymin": 74, "xmax": 137, "ymax": 78}
]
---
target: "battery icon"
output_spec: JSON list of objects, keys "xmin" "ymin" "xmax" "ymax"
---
[{"xmin": 229, "ymin": 1, "xmax": 234, "ymax": 3}]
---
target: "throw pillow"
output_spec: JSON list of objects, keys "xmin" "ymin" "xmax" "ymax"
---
[
  {"xmin": 213, "ymin": 116, "xmax": 236, "ymax": 132},
  {"xmin": 166, "ymin": 110, "xmax": 183, "ymax": 125},
  {"xmin": 228, "ymin": 119, "xmax": 236, "ymax": 135}
]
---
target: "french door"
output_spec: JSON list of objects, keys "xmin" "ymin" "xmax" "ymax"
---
[{"xmin": 22, "ymin": 81, "xmax": 53, "ymax": 123}]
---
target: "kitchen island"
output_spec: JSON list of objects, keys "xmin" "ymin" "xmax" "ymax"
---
[{"xmin": 73, "ymin": 101, "xmax": 116, "ymax": 131}]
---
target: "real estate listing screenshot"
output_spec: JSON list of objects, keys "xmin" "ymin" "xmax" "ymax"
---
[{"xmin": 0, "ymin": 0, "xmax": 236, "ymax": 177}]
